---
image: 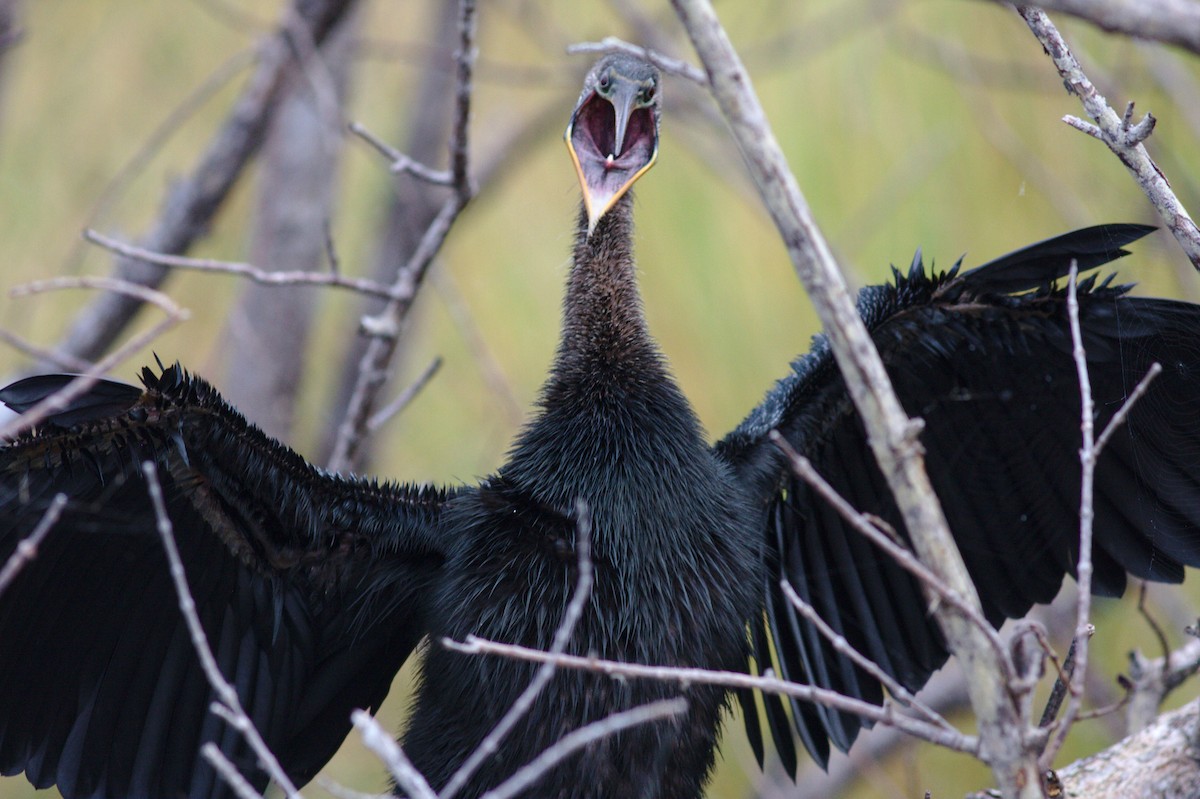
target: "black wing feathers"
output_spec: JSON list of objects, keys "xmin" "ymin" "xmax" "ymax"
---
[
  {"xmin": 0, "ymin": 374, "xmax": 143, "ymax": 427},
  {"xmin": 957, "ymin": 222, "xmax": 1153, "ymax": 295},
  {"xmin": 0, "ymin": 364, "xmax": 453, "ymax": 798},
  {"xmin": 718, "ymin": 225, "xmax": 1200, "ymax": 768}
]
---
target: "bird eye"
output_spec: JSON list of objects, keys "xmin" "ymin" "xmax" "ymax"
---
[
  {"xmin": 640, "ymin": 85, "xmax": 656, "ymax": 104},
  {"xmin": 598, "ymin": 73, "xmax": 611, "ymax": 93}
]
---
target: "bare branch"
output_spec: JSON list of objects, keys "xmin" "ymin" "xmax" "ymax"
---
[
  {"xmin": 566, "ymin": 37, "xmax": 707, "ymax": 85},
  {"xmin": 84, "ymin": 229, "xmax": 407, "ymax": 302},
  {"xmin": 788, "ymin": 667, "xmax": 972, "ymax": 799},
  {"xmin": 768, "ymin": 431, "xmax": 1007, "ymax": 662},
  {"xmin": 365, "ymin": 356, "xmax": 443, "ymax": 434},
  {"xmin": 59, "ymin": 47, "xmax": 257, "ymax": 277},
  {"xmin": 141, "ymin": 461, "xmax": 303, "ymax": 798},
  {"xmin": 1042, "ymin": 263, "xmax": 1169, "ymax": 768},
  {"xmin": 216, "ymin": 11, "xmax": 356, "ymax": 442},
  {"xmin": 350, "ymin": 710, "xmax": 436, "ymax": 799},
  {"xmin": 326, "ymin": 0, "xmax": 477, "ymax": 473},
  {"xmin": 200, "ymin": 744, "xmax": 266, "ymax": 799},
  {"xmin": 778, "ymin": 578, "xmax": 957, "ymax": 734},
  {"xmin": 1040, "ymin": 262, "xmax": 1098, "ymax": 768},
  {"xmin": 665, "ymin": 0, "xmax": 1034, "ymax": 790},
  {"xmin": 315, "ymin": 778, "xmax": 390, "ymax": 799},
  {"xmin": 348, "ymin": 121, "xmax": 454, "ymax": 185},
  {"xmin": 0, "ymin": 494, "xmax": 66, "ymax": 598},
  {"xmin": 11, "ymin": 275, "xmax": 190, "ymax": 309},
  {"xmin": 479, "ymin": 699, "xmax": 689, "ymax": 799},
  {"xmin": 1016, "ymin": 6, "xmax": 1200, "ymax": 269},
  {"xmin": 0, "ymin": 329, "xmax": 94, "ymax": 372},
  {"xmin": 1054, "ymin": 698, "xmax": 1200, "ymax": 797},
  {"xmin": 1125, "ymin": 637, "xmax": 1200, "ymax": 733},
  {"xmin": 443, "ymin": 635, "xmax": 978, "ymax": 755},
  {"xmin": 996, "ymin": 0, "xmax": 1200, "ymax": 56}
]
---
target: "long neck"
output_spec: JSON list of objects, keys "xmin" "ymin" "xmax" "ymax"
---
[
  {"xmin": 503, "ymin": 191, "xmax": 707, "ymax": 512},
  {"xmin": 552, "ymin": 193, "xmax": 657, "ymax": 385}
]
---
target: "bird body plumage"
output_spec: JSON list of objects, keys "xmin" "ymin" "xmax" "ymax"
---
[
  {"xmin": 401, "ymin": 196, "xmax": 759, "ymax": 798},
  {"xmin": 3, "ymin": 54, "xmax": 1200, "ymax": 799}
]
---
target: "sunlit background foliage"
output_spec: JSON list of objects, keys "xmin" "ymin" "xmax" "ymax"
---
[{"xmin": 1, "ymin": 1, "xmax": 1198, "ymax": 797}]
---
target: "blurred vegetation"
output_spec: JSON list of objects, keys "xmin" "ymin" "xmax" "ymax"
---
[{"xmin": 1, "ymin": 1, "xmax": 1198, "ymax": 797}]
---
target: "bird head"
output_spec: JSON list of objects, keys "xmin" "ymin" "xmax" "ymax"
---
[{"xmin": 566, "ymin": 54, "xmax": 661, "ymax": 235}]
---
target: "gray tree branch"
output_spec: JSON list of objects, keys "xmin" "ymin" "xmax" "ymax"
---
[
  {"xmin": 997, "ymin": 0, "xmax": 1200, "ymax": 56},
  {"xmin": 1016, "ymin": 6, "xmax": 1200, "ymax": 269},
  {"xmin": 665, "ymin": 1, "xmax": 1039, "ymax": 794}
]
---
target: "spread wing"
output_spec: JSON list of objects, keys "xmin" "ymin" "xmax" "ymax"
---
[
  {"xmin": 716, "ymin": 224, "xmax": 1200, "ymax": 771},
  {"xmin": 0, "ymin": 364, "xmax": 458, "ymax": 799}
]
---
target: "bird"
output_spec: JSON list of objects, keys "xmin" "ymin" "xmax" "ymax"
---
[{"xmin": 3, "ymin": 51, "xmax": 1200, "ymax": 799}]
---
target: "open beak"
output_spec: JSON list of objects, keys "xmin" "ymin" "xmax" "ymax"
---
[{"xmin": 565, "ymin": 82, "xmax": 659, "ymax": 235}]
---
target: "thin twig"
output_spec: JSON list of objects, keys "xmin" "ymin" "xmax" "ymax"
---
[
  {"xmin": 84, "ymin": 229, "xmax": 408, "ymax": 302},
  {"xmin": 431, "ymin": 268, "xmax": 525, "ymax": 429},
  {"xmin": 348, "ymin": 121, "xmax": 454, "ymax": 185},
  {"xmin": 350, "ymin": 710, "xmax": 436, "ymax": 799},
  {"xmin": 1041, "ymin": 262, "xmax": 1167, "ymax": 767},
  {"xmin": 0, "ymin": 329, "xmax": 94, "ymax": 372},
  {"xmin": 1075, "ymin": 684, "xmax": 1132, "ymax": 723},
  {"xmin": 323, "ymin": 218, "xmax": 342, "ymax": 276},
  {"xmin": 1138, "ymin": 584, "xmax": 1173, "ymax": 663},
  {"xmin": 768, "ymin": 431, "xmax": 1007, "ymax": 663},
  {"xmin": 1016, "ymin": 6, "xmax": 1200, "ymax": 269},
  {"xmin": 1094, "ymin": 363, "xmax": 1162, "ymax": 454},
  {"xmin": 11, "ymin": 275, "xmax": 190, "ymax": 308},
  {"xmin": 443, "ymin": 636, "xmax": 978, "ymax": 755},
  {"xmin": 778, "ymin": 578, "xmax": 957, "ymax": 733},
  {"xmin": 0, "ymin": 494, "xmax": 67, "ymax": 598},
  {"xmin": 1039, "ymin": 261, "xmax": 1097, "ymax": 769},
  {"xmin": 326, "ymin": 0, "xmax": 477, "ymax": 473},
  {"xmin": 997, "ymin": 0, "xmax": 1200, "ymax": 56},
  {"xmin": 365, "ymin": 356, "xmax": 443, "ymax": 433},
  {"xmin": 200, "ymin": 744, "xmax": 266, "ymax": 799},
  {"xmin": 141, "ymin": 461, "xmax": 303, "ymax": 798},
  {"xmin": 440, "ymin": 501, "xmax": 594, "ymax": 799},
  {"xmin": 567, "ymin": 38, "xmax": 708, "ymax": 85},
  {"xmin": 479, "ymin": 699, "xmax": 689, "ymax": 799}
]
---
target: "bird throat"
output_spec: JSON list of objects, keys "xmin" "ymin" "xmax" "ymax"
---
[{"xmin": 555, "ymin": 193, "xmax": 656, "ymax": 381}]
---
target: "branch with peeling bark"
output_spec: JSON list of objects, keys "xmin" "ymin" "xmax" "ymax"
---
[
  {"xmin": 969, "ymin": 698, "xmax": 1200, "ymax": 799},
  {"xmin": 1016, "ymin": 6, "xmax": 1200, "ymax": 269},
  {"xmin": 665, "ymin": 0, "xmax": 1042, "ymax": 794},
  {"xmin": 994, "ymin": 0, "xmax": 1200, "ymax": 56}
]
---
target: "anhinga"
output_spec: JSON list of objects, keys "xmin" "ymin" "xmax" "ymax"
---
[{"xmin": 3, "ymin": 54, "xmax": 1200, "ymax": 799}]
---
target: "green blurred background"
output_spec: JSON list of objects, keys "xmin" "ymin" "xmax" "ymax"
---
[{"xmin": 1, "ymin": 1, "xmax": 1198, "ymax": 797}]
